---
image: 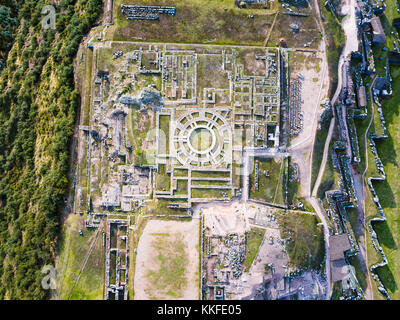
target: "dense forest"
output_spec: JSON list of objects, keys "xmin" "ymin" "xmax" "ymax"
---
[
  {"xmin": 0, "ymin": 0, "xmax": 101, "ymax": 299},
  {"xmin": 0, "ymin": 1, "xmax": 18, "ymax": 67}
]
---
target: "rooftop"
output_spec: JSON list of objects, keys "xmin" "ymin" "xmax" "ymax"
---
[
  {"xmin": 329, "ymin": 233, "xmax": 352, "ymax": 261},
  {"xmin": 370, "ymin": 16, "xmax": 386, "ymax": 44}
]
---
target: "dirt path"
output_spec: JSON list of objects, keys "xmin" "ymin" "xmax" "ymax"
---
[
  {"xmin": 361, "ymin": 75, "xmax": 378, "ymax": 195},
  {"xmin": 68, "ymin": 220, "xmax": 104, "ymax": 299},
  {"xmin": 264, "ymin": 11, "xmax": 280, "ymax": 46},
  {"xmin": 307, "ymin": 196, "xmax": 331, "ymax": 298},
  {"xmin": 283, "ymin": 0, "xmax": 331, "ymax": 297},
  {"xmin": 359, "ymin": 75, "xmax": 378, "ymax": 300},
  {"xmin": 311, "ymin": 117, "xmax": 335, "ymax": 198},
  {"xmin": 307, "ymin": 0, "xmax": 361, "ymax": 299},
  {"xmin": 289, "ymin": 43, "xmax": 329, "ymax": 198},
  {"xmin": 310, "ymin": 0, "xmax": 359, "ymax": 198},
  {"xmin": 308, "ymin": 0, "xmax": 377, "ymax": 300}
]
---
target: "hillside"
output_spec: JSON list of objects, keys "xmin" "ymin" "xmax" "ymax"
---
[{"xmin": 0, "ymin": 0, "xmax": 101, "ymax": 299}]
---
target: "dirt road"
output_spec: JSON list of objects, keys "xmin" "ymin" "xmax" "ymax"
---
[{"xmin": 308, "ymin": 0, "xmax": 376, "ymax": 299}]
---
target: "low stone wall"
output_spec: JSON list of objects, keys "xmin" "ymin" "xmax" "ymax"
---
[{"xmin": 365, "ymin": 94, "xmax": 390, "ymax": 300}]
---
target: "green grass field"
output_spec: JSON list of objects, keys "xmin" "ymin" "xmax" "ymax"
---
[
  {"xmin": 191, "ymin": 188, "xmax": 231, "ymax": 199},
  {"xmin": 175, "ymin": 179, "xmax": 189, "ymax": 195},
  {"xmin": 82, "ymin": 48, "xmax": 94, "ymax": 126},
  {"xmin": 191, "ymin": 170, "xmax": 230, "ymax": 178},
  {"xmin": 267, "ymin": 3, "xmax": 321, "ymax": 49},
  {"xmin": 155, "ymin": 164, "xmax": 170, "ymax": 191},
  {"xmin": 359, "ymin": 0, "xmax": 400, "ymax": 299},
  {"xmin": 311, "ymin": 110, "xmax": 332, "ymax": 192},
  {"xmin": 316, "ymin": 139, "xmax": 336, "ymax": 200},
  {"xmin": 145, "ymin": 198, "xmax": 189, "ymax": 216},
  {"xmin": 243, "ymin": 227, "xmax": 266, "ymax": 271},
  {"xmin": 318, "ymin": 0, "xmax": 345, "ymax": 98},
  {"xmin": 109, "ymin": 0, "xmax": 276, "ymax": 45},
  {"xmin": 348, "ymin": 255, "xmax": 368, "ymax": 292},
  {"xmin": 249, "ymin": 157, "xmax": 285, "ymax": 204},
  {"xmin": 128, "ymin": 215, "xmax": 147, "ymax": 298},
  {"xmin": 146, "ymin": 232, "xmax": 188, "ymax": 298},
  {"xmin": 56, "ymin": 215, "xmax": 105, "ymax": 300},
  {"xmin": 278, "ymin": 212, "xmax": 325, "ymax": 270},
  {"xmin": 158, "ymin": 115, "xmax": 170, "ymax": 154}
]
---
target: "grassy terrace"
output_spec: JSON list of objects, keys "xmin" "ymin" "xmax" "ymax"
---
[
  {"xmin": 278, "ymin": 212, "xmax": 325, "ymax": 270},
  {"xmin": 267, "ymin": 1, "xmax": 321, "ymax": 49},
  {"xmin": 155, "ymin": 164, "xmax": 170, "ymax": 191},
  {"xmin": 110, "ymin": 0, "xmax": 277, "ymax": 45},
  {"xmin": 348, "ymin": 254, "xmax": 368, "ymax": 292},
  {"xmin": 318, "ymin": 0, "xmax": 345, "ymax": 98},
  {"xmin": 56, "ymin": 215, "xmax": 105, "ymax": 300},
  {"xmin": 145, "ymin": 199, "xmax": 189, "ymax": 216},
  {"xmin": 158, "ymin": 115, "xmax": 170, "ymax": 154},
  {"xmin": 365, "ymin": 73, "xmax": 400, "ymax": 299},
  {"xmin": 174, "ymin": 179, "xmax": 189, "ymax": 195},
  {"xmin": 286, "ymin": 158, "xmax": 298, "ymax": 205},
  {"xmin": 127, "ymin": 215, "xmax": 146, "ymax": 299},
  {"xmin": 191, "ymin": 170, "xmax": 230, "ymax": 178},
  {"xmin": 191, "ymin": 180, "xmax": 229, "ymax": 186},
  {"xmin": 249, "ymin": 157, "xmax": 285, "ymax": 204},
  {"xmin": 108, "ymin": 0, "xmax": 322, "ymax": 49},
  {"xmin": 96, "ymin": 47, "xmax": 115, "ymax": 73},
  {"xmin": 311, "ymin": 110, "xmax": 333, "ymax": 193},
  {"xmin": 191, "ymin": 188, "xmax": 231, "ymax": 199},
  {"xmin": 357, "ymin": 0, "xmax": 400, "ymax": 299},
  {"xmin": 174, "ymin": 168, "xmax": 189, "ymax": 177},
  {"xmin": 82, "ymin": 48, "xmax": 94, "ymax": 126},
  {"xmin": 146, "ymin": 232, "xmax": 188, "ymax": 298},
  {"xmin": 316, "ymin": 138, "xmax": 337, "ymax": 200},
  {"xmin": 331, "ymin": 281, "xmax": 342, "ymax": 300},
  {"xmin": 243, "ymin": 228, "xmax": 266, "ymax": 271}
]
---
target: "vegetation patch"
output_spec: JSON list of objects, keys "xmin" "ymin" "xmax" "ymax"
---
[
  {"xmin": 155, "ymin": 164, "xmax": 170, "ymax": 191},
  {"xmin": 357, "ymin": 0, "xmax": 400, "ymax": 299},
  {"xmin": 146, "ymin": 232, "xmax": 188, "ymax": 298},
  {"xmin": 311, "ymin": 109, "xmax": 332, "ymax": 190},
  {"xmin": 249, "ymin": 157, "xmax": 284, "ymax": 204},
  {"xmin": 159, "ymin": 114, "xmax": 170, "ymax": 154},
  {"xmin": 318, "ymin": 0, "xmax": 345, "ymax": 98},
  {"xmin": 0, "ymin": 0, "xmax": 102, "ymax": 299},
  {"xmin": 57, "ymin": 215, "xmax": 105, "ymax": 300},
  {"xmin": 243, "ymin": 227, "xmax": 266, "ymax": 271},
  {"xmin": 111, "ymin": 0, "xmax": 275, "ymax": 45},
  {"xmin": 278, "ymin": 212, "xmax": 324, "ymax": 270},
  {"xmin": 191, "ymin": 188, "xmax": 231, "ymax": 199}
]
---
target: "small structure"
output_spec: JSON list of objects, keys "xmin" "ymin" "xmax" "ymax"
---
[
  {"xmin": 120, "ymin": 95, "xmax": 140, "ymax": 105},
  {"xmin": 388, "ymin": 51, "xmax": 400, "ymax": 65},
  {"xmin": 393, "ymin": 18, "xmax": 400, "ymax": 30},
  {"xmin": 237, "ymin": 0, "xmax": 269, "ymax": 8},
  {"xmin": 121, "ymin": 4, "xmax": 176, "ymax": 20},
  {"xmin": 373, "ymin": 77, "xmax": 390, "ymax": 96},
  {"xmin": 357, "ymin": 86, "xmax": 367, "ymax": 108},
  {"xmin": 370, "ymin": 16, "xmax": 386, "ymax": 45},
  {"xmin": 290, "ymin": 24, "xmax": 299, "ymax": 32},
  {"xmin": 329, "ymin": 234, "xmax": 352, "ymax": 282}
]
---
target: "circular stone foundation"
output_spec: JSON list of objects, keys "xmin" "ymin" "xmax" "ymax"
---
[
  {"xmin": 172, "ymin": 110, "xmax": 231, "ymax": 167},
  {"xmin": 188, "ymin": 126, "xmax": 216, "ymax": 155}
]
